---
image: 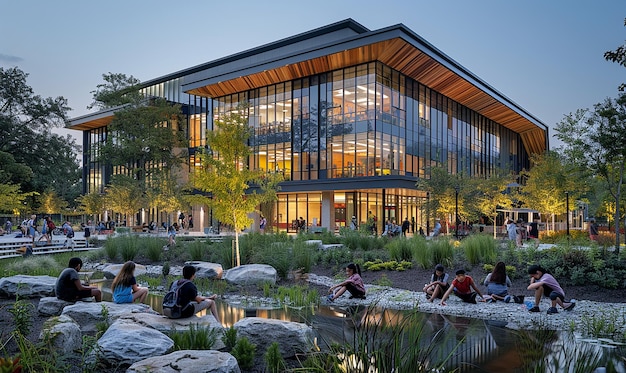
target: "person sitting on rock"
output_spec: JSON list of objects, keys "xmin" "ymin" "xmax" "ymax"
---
[
  {"xmin": 55, "ymin": 257, "xmax": 101, "ymax": 302},
  {"xmin": 111, "ymin": 261, "xmax": 148, "ymax": 304},
  {"xmin": 440, "ymin": 269, "xmax": 485, "ymax": 305},
  {"xmin": 423, "ymin": 264, "xmax": 450, "ymax": 302},
  {"xmin": 527, "ymin": 264, "xmax": 575, "ymax": 314},
  {"xmin": 483, "ymin": 261, "xmax": 512, "ymax": 302},
  {"xmin": 169, "ymin": 265, "xmax": 220, "ymax": 323},
  {"xmin": 327, "ymin": 263, "xmax": 366, "ymax": 302}
]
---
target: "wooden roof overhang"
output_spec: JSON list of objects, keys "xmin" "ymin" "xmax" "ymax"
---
[
  {"xmin": 69, "ymin": 106, "xmax": 116, "ymax": 131},
  {"xmin": 184, "ymin": 27, "xmax": 548, "ymax": 154}
]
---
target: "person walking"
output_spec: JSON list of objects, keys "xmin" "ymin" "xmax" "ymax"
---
[
  {"xmin": 401, "ymin": 217, "xmax": 410, "ymax": 237},
  {"xmin": 588, "ymin": 218, "xmax": 599, "ymax": 241}
]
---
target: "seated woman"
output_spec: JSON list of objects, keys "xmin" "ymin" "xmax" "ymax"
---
[
  {"xmin": 423, "ymin": 264, "xmax": 450, "ymax": 302},
  {"xmin": 483, "ymin": 261, "xmax": 512, "ymax": 302},
  {"xmin": 112, "ymin": 261, "xmax": 148, "ymax": 304},
  {"xmin": 327, "ymin": 263, "xmax": 366, "ymax": 302}
]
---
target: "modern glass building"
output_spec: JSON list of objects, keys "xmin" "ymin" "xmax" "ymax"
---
[{"xmin": 70, "ymin": 19, "xmax": 548, "ymax": 234}]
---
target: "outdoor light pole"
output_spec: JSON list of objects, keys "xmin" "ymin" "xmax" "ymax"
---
[
  {"xmin": 426, "ymin": 192, "xmax": 430, "ymax": 236},
  {"xmin": 565, "ymin": 191, "xmax": 570, "ymax": 238},
  {"xmin": 454, "ymin": 186, "xmax": 459, "ymax": 239}
]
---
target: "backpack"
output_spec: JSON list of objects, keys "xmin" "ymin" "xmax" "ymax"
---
[
  {"xmin": 48, "ymin": 220, "xmax": 56, "ymax": 231},
  {"xmin": 162, "ymin": 279, "xmax": 191, "ymax": 319}
]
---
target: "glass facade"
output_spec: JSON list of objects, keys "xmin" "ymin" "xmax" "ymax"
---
[{"xmin": 82, "ymin": 61, "xmax": 529, "ymax": 233}]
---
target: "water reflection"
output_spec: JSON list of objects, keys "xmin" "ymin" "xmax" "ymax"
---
[{"xmin": 95, "ymin": 281, "xmax": 625, "ymax": 372}]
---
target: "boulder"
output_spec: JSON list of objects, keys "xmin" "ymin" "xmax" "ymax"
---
[
  {"xmin": 38, "ymin": 296, "xmax": 75, "ymax": 316},
  {"xmin": 39, "ymin": 315, "xmax": 82, "ymax": 354},
  {"xmin": 223, "ymin": 264, "xmax": 277, "ymax": 286},
  {"xmin": 234, "ymin": 317, "xmax": 315, "ymax": 359},
  {"xmin": 0, "ymin": 275, "xmax": 57, "ymax": 298},
  {"xmin": 97, "ymin": 318, "xmax": 173, "ymax": 367},
  {"xmin": 102, "ymin": 263, "xmax": 147, "ymax": 279},
  {"xmin": 127, "ymin": 350, "xmax": 240, "ymax": 373},
  {"xmin": 61, "ymin": 301, "xmax": 152, "ymax": 333},
  {"xmin": 118, "ymin": 313, "xmax": 225, "ymax": 350},
  {"xmin": 185, "ymin": 261, "xmax": 223, "ymax": 279}
]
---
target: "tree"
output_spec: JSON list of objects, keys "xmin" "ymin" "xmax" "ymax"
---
[
  {"xmin": 189, "ymin": 107, "xmax": 282, "ymax": 267},
  {"xmin": 467, "ymin": 171, "xmax": 514, "ymax": 238},
  {"xmin": 0, "ymin": 183, "xmax": 35, "ymax": 214},
  {"xmin": 76, "ymin": 191, "xmax": 106, "ymax": 223},
  {"xmin": 37, "ymin": 189, "xmax": 69, "ymax": 215},
  {"xmin": 604, "ymin": 18, "xmax": 626, "ymax": 91},
  {"xmin": 0, "ymin": 67, "xmax": 80, "ymax": 209},
  {"xmin": 555, "ymin": 95, "xmax": 626, "ymax": 253},
  {"xmin": 521, "ymin": 151, "xmax": 581, "ymax": 232},
  {"xmin": 416, "ymin": 165, "xmax": 463, "ymax": 234},
  {"xmin": 146, "ymin": 173, "xmax": 187, "ymax": 226},
  {"xmin": 94, "ymin": 73, "xmax": 187, "ymax": 199},
  {"xmin": 104, "ymin": 175, "xmax": 145, "ymax": 227}
]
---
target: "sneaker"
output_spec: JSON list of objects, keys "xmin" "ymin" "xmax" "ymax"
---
[
  {"xmin": 564, "ymin": 301, "xmax": 576, "ymax": 311},
  {"xmin": 326, "ymin": 294, "xmax": 334, "ymax": 302},
  {"xmin": 528, "ymin": 306, "xmax": 540, "ymax": 313},
  {"xmin": 504, "ymin": 295, "xmax": 512, "ymax": 303},
  {"xmin": 547, "ymin": 307, "xmax": 558, "ymax": 314},
  {"xmin": 486, "ymin": 298, "xmax": 495, "ymax": 303}
]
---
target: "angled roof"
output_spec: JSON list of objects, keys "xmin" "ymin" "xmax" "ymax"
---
[{"xmin": 71, "ymin": 19, "xmax": 548, "ymax": 153}]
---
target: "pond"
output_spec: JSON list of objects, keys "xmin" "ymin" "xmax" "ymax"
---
[{"xmin": 96, "ymin": 281, "xmax": 625, "ymax": 372}]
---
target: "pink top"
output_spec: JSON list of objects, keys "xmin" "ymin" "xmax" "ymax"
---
[{"xmin": 348, "ymin": 273, "xmax": 366, "ymax": 293}]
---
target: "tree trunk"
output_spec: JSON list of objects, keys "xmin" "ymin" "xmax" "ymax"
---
[
  {"xmin": 492, "ymin": 215, "xmax": 497, "ymax": 239},
  {"xmin": 234, "ymin": 210, "xmax": 240, "ymax": 267}
]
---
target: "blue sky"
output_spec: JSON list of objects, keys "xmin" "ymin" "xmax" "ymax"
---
[{"xmin": 1, "ymin": 0, "xmax": 624, "ymax": 149}]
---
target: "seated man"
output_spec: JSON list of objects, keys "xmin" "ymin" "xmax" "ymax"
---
[
  {"xmin": 170, "ymin": 265, "xmax": 220, "ymax": 323},
  {"xmin": 56, "ymin": 257, "xmax": 102, "ymax": 302}
]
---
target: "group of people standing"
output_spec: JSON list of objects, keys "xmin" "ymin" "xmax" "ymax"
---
[{"xmin": 505, "ymin": 218, "xmax": 539, "ymax": 246}]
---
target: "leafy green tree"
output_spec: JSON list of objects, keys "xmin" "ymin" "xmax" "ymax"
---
[
  {"xmin": 555, "ymin": 95, "xmax": 626, "ymax": 254},
  {"xmin": 104, "ymin": 175, "xmax": 145, "ymax": 227},
  {"xmin": 146, "ymin": 172, "xmax": 187, "ymax": 227},
  {"xmin": 76, "ymin": 191, "xmax": 106, "ymax": 223},
  {"xmin": 189, "ymin": 107, "xmax": 282, "ymax": 267},
  {"xmin": 604, "ymin": 17, "xmax": 626, "ymax": 91},
  {"xmin": 93, "ymin": 73, "xmax": 187, "ymax": 201},
  {"xmin": 37, "ymin": 190, "xmax": 69, "ymax": 215},
  {"xmin": 416, "ymin": 165, "xmax": 465, "ymax": 235},
  {"xmin": 466, "ymin": 171, "xmax": 514, "ymax": 238},
  {"xmin": 521, "ymin": 152, "xmax": 581, "ymax": 232},
  {"xmin": 0, "ymin": 67, "xmax": 80, "ymax": 209},
  {"xmin": 0, "ymin": 183, "xmax": 35, "ymax": 214}
]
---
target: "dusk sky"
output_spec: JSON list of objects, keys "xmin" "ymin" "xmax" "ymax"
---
[{"xmin": 1, "ymin": 0, "xmax": 624, "ymax": 150}]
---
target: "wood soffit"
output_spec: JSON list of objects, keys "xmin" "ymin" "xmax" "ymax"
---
[{"xmin": 187, "ymin": 37, "xmax": 546, "ymax": 154}]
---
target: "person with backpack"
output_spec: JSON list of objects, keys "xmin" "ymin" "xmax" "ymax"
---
[
  {"xmin": 164, "ymin": 265, "xmax": 220, "ymax": 323},
  {"xmin": 62, "ymin": 221, "xmax": 75, "ymax": 250}
]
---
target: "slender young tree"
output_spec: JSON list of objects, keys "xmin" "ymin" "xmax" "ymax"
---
[
  {"xmin": 104, "ymin": 175, "xmax": 145, "ymax": 227},
  {"xmin": 188, "ymin": 107, "xmax": 282, "ymax": 267},
  {"xmin": 555, "ymin": 94, "xmax": 626, "ymax": 252},
  {"xmin": 76, "ymin": 191, "xmax": 106, "ymax": 224},
  {"xmin": 467, "ymin": 171, "xmax": 515, "ymax": 238},
  {"xmin": 521, "ymin": 151, "xmax": 581, "ymax": 232}
]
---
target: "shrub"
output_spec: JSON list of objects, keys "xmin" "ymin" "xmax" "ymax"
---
[
  {"xmin": 8, "ymin": 294, "xmax": 33, "ymax": 336},
  {"xmin": 429, "ymin": 239, "xmax": 454, "ymax": 268},
  {"xmin": 292, "ymin": 240, "xmax": 314, "ymax": 273},
  {"xmin": 460, "ymin": 234, "xmax": 497, "ymax": 265},
  {"xmin": 264, "ymin": 341, "xmax": 286, "ymax": 373},
  {"xmin": 185, "ymin": 240, "xmax": 207, "ymax": 261},
  {"xmin": 142, "ymin": 237, "xmax": 165, "ymax": 262},
  {"xmin": 386, "ymin": 238, "xmax": 413, "ymax": 262},
  {"xmin": 231, "ymin": 337, "xmax": 256, "ymax": 370},
  {"xmin": 222, "ymin": 326, "xmax": 237, "ymax": 352},
  {"xmin": 169, "ymin": 324, "xmax": 220, "ymax": 350},
  {"xmin": 2, "ymin": 256, "xmax": 62, "ymax": 277}
]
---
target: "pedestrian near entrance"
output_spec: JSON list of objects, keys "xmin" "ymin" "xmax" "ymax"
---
[
  {"xmin": 401, "ymin": 217, "xmax": 410, "ymax": 236},
  {"xmin": 588, "ymin": 218, "xmax": 599, "ymax": 241}
]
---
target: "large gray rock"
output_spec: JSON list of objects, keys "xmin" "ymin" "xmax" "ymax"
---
[
  {"xmin": 97, "ymin": 318, "xmax": 173, "ymax": 367},
  {"xmin": 118, "ymin": 313, "xmax": 225, "ymax": 350},
  {"xmin": 185, "ymin": 261, "xmax": 223, "ymax": 279},
  {"xmin": 38, "ymin": 296, "xmax": 75, "ymax": 316},
  {"xmin": 127, "ymin": 350, "xmax": 240, "ymax": 373},
  {"xmin": 102, "ymin": 263, "xmax": 147, "ymax": 279},
  {"xmin": 223, "ymin": 264, "xmax": 277, "ymax": 286},
  {"xmin": 0, "ymin": 275, "xmax": 57, "ymax": 298},
  {"xmin": 61, "ymin": 301, "xmax": 151, "ymax": 333},
  {"xmin": 39, "ymin": 315, "xmax": 82, "ymax": 354},
  {"xmin": 234, "ymin": 317, "xmax": 315, "ymax": 359}
]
